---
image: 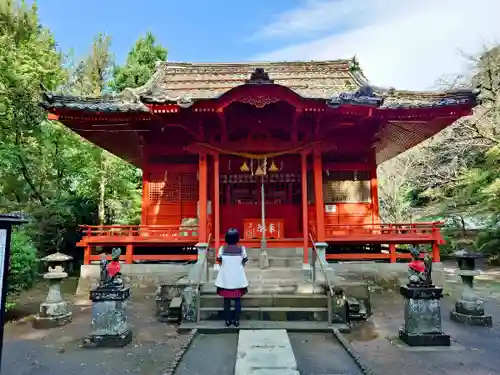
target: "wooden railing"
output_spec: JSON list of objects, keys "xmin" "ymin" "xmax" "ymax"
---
[
  {"xmin": 323, "ymin": 222, "xmax": 443, "ymax": 237},
  {"xmin": 79, "ymin": 225, "xmax": 198, "ymax": 240},
  {"xmin": 310, "ymin": 221, "xmax": 443, "ymax": 263}
]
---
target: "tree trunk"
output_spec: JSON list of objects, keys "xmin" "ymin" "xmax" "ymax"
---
[{"xmin": 98, "ymin": 150, "xmax": 106, "ymax": 225}]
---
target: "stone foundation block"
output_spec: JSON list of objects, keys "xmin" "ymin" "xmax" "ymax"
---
[
  {"xmin": 450, "ymin": 311, "xmax": 493, "ymax": 327},
  {"xmin": 398, "ymin": 328, "xmax": 451, "ymax": 347}
]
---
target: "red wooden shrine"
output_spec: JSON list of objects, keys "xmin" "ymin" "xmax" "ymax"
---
[{"xmin": 42, "ymin": 60, "xmax": 478, "ymax": 265}]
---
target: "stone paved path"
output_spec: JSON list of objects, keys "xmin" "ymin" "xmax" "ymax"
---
[
  {"xmin": 174, "ymin": 333, "xmax": 239, "ymax": 375},
  {"xmin": 288, "ymin": 332, "xmax": 363, "ymax": 375},
  {"xmin": 174, "ymin": 331, "xmax": 362, "ymax": 375},
  {"xmin": 235, "ymin": 329, "xmax": 299, "ymax": 375}
]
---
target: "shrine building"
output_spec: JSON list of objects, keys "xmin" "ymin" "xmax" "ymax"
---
[{"xmin": 41, "ymin": 59, "xmax": 478, "ymax": 267}]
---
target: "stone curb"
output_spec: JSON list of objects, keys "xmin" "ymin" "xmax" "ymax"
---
[
  {"xmin": 162, "ymin": 328, "xmax": 198, "ymax": 375},
  {"xmin": 331, "ymin": 328, "xmax": 377, "ymax": 375}
]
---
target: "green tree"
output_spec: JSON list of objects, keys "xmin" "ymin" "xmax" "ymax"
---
[
  {"xmin": 379, "ymin": 44, "xmax": 500, "ymax": 260},
  {"xmin": 0, "ymin": 1, "xmax": 100, "ymax": 266},
  {"xmin": 6, "ymin": 227, "xmax": 38, "ymax": 310},
  {"xmin": 110, "ymin": 31, "xmax": 167, "ymax": 92}
]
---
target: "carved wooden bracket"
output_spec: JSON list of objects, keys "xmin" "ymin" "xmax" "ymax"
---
[{"xmin": 239, "ymin": 95, "xmax": 281, "ymax": 108}]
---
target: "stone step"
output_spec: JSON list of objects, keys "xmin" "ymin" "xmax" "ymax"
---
[
  {"xmin": 247, "ymin": 256, "xmax": 304, "ymax": 268},
  {"xmin": 199, "ymin": 293, "xmax": 328, "ymax": 308},
  {"xmin": 178, "ymin": 319, "xmax": 350, "ymax": 333},
  {"xmin": 245, "ymin": 247, "xmax": 304, "ymax": 258},
  {"xmin": 201, "ymin": 282, "xmax": 326, "ymax": 295},
  {"xmin": 208, "ymin": 247, "xmax": 304, "ymax": 258},
  {"xmin": 208, "ymin": 268, "xmax": 307, "ymax": 283},
  {"xmin": 200, "ymin": 306, "xmax": 329, "ymax": 321}
]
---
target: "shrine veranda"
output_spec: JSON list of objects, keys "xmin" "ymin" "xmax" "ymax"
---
[{"xmin": 41, "ymin": 60, "xmax": 478, "ymax": 284}]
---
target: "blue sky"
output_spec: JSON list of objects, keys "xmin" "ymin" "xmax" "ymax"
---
[
  {"xmin": 36, "ymin": 0, "xmax": 500, "ymax": 90},
  {"xmin": 36, "ymin": 0, "xmax": 308, "ymax": 64}
]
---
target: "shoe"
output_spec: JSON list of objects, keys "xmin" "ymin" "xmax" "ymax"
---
[
  {"xmin": 233, "ymin": 320, "xmax": 240, "ymax": 328},
  {"xmin": 225, "ymin": 320, "xmax": 231, "ymax": 327}
]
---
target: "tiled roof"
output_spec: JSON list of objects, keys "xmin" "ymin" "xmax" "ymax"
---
[
  {"xmin": 41, "ymin": 59, "xmax": 478, "ymax": 112},
  {"xmin": 40, "ymin": 91, "xmax": 149, "ymax": 112},
  {"xmin": 134, "ymin": 60, "xmax": 365, "ymax": 102},
  {"xmin": 327, "ymin": 86, "xmax": 478, "ymax": 109}
]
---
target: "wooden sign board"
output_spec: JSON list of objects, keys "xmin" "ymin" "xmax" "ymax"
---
[{"xmin": 243, "ymin": 219, "xmax": 284, "ymax": 239}]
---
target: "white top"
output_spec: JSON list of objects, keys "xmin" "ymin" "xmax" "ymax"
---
[{"xmin": 214, "ymin": 245, "xmax": 249, "ymax": 290}]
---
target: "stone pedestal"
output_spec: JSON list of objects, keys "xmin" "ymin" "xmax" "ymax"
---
[
  {"xmin": 83, "ymin": 287, "xmax": 133, "ymax": 348},
  {"xmin": 399, "ymin": 285, "xmax": 450, "ymax": 346},
  {"xmin": 450, "ymin": 250, "xmax": 492, "ymax": 327},
  {"xmin": 330, "ymin": 288, "xmax": 349, "ymax": 324},
  {"xmin": 314, "ymin": 242, "xmax": 328, "ymax": 268},
  {"xmin": 181, "ymin": 286, "xmax": 198, "ymax": 323},
  {"xmin": 187, "ymin": 242, "xmax": 208, "ymax": 282},
  {"xmin": 259, "ymin": 249, "xmax": 270, "ymax": 269},
  {"xmin": 33, "ymin": 253, "xmax": 73, "ymax": 329}
]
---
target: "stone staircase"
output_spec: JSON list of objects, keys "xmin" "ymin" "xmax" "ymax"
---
[
  {"xmin": 158, "ymin": 247, "xmax": 371, "ymax": 328},
  {"xmin": 199, "ymin": 284, "xmax": 330, "ymax": 322}
]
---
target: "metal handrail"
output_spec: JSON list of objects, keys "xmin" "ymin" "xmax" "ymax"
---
[
  {"xmin": 309, "ymin": 233, "xmax": 335, "ymax": 326},
  {"xmin": 195, "ymin": 233, "xmax": 212, "ymax": 289},
  {"xmin": 309, "ymin": 233, "xmax": 334, "ymax": 297},
  {"xmin": 195, "ymin": 233, "xmax": 212, "ymax": 323}
]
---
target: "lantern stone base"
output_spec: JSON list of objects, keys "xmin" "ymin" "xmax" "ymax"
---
[
  {"xmin": 399, "ymin": 285, "xmax": 450, "ymax": 347},
  {"xmin": 450, "ymin": 300, "xmax": 493, "ymax": 327},
  {"xmin": 398, "ymin": 329, "xmax": 451, "ymax": 347},
  {"xmin": 33, "ymin": 299, "xmax": 72, "ymax": 329},
  {"xmin": 83, "ymin": 329, "xmax": 133, "ymax": 348},
  {"xmin": 83, "ymin": 287, "xmax": 133, "ymax": 348},
  {"xmin": 33, "ymin": 311, "xmax": 72, "ymax": 329}
]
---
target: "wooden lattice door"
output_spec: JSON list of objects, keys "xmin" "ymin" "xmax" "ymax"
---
[{"xmin": 147, "ymin": 170, "xmax": 198, "ymax": 225}]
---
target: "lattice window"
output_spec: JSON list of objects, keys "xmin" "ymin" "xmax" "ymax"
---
[
  {"xmin": 323, "ymin": 171, "xmax": 371, "ymax": 203},
  {"xmin": 148, "ymin": 173, "xmax": 198, "ymax": 203},
  {"xmin": 179, "ymin": 173, "xmax": 198, "ymax": 201}
]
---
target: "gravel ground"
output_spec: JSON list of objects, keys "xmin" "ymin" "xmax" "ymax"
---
[
  {"xmin": 342, "ymin": 277, "xmax": 500, "ymax": 375},
  {"xmin": 2, "ymin": 288, "xmax": 191, "ymax": 375},
  {"xmin": 3, "ymin": 264, "xmax": 500, "ymax": 375},
  {"xmin": 173, "ymin": 333, "xmax": 238, "ymax": 375}
]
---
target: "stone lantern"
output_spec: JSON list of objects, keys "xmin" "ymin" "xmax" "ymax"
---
[
  {"xmin": 33, "ymin": 252, "xmax": 73, "ymax": 329},
  {"xmin": 450, "ymin": 249, "xmax": 492, "ymax": 326}
]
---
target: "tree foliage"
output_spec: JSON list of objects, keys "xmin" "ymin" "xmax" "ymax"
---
[
  {"xmin": 6, "ymin": 227, "xmax": 38, "ymax": 311},
  {"xmin": 0, "ymin": 1, "xmax": 167, "ymax": 304},
  {"xmin": 378, "ymin": 44, "xmax": 500, "ymax": 260},
  {"xmin": 110, "ymin": 31, "xmax": 167, "ymax": 92}
]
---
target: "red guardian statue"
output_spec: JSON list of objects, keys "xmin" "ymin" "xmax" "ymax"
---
[
  {"xmin": 99, "ymin": 247, "xmax": 124, "ymax": 289},
  {"xmin": 408, "ymin": 245, "xmax": 433, "ymax": 286}
]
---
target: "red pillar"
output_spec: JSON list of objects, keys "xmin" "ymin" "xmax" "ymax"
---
[
  {"xmin": 84, "ymin": 245, "xmax": 91, "ymax": 265},
  {"xmin": 389, "ymin": 243, "xmax": 396, "ymax": 263},
  {"xmin": 301, "ymin": 152, "xmax": 309, "ymax": 264},
  {"xmin": 198, "ymin": 153, "xmax": 208, "ymax": 243},
  {"xmin": 313, "ymin": 149, "xmax": 325, "ymax": 241},
  {"xmin": 125, "ymin": 244, "xmax": 134, "ymax": 264},
  {"xmin": 370, "ymin": 152, "xmax": 380, "ymax": 224},
  {"xmin": 141, "ymin": 146, "xmax": 150, "ymax": 225},
  {"xmin": 432, "ymin": 242, "xmax": 441, "ymax": 262},
  {"xmin": 213, "ymin": 153, "xmax": 221, "ymax": 255}
]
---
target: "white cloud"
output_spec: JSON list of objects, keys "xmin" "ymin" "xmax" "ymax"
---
[{"xmin": 253, "ymin": 0, "xmax": 500, "ymax": 90}]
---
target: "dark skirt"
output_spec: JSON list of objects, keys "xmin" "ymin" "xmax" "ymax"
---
[{"xmin": 217, "ymin": 287, "xmax": 248, "ymax": 298}]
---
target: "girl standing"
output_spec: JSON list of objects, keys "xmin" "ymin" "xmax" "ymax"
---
[{"xmin": 214, "ymin": 228, "xmax": 249, "ymax": 327}]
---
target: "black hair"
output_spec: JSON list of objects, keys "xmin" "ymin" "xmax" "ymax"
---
[{"xmin": 225, "ymin": 228, "xmax": 240, "ymax": 245}]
